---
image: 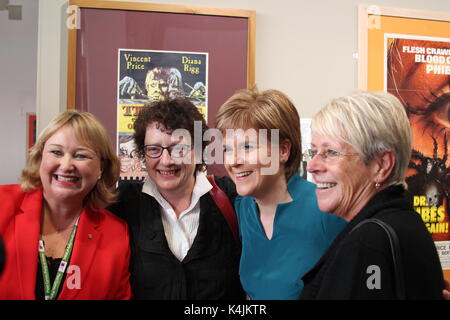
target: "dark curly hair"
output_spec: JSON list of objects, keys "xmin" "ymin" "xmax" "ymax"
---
[{"xmin": 133, "ymin": 99, "xmax": 208, "ymax": 172}]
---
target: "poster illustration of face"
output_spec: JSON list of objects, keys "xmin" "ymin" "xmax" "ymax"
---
[{"xmin": 386, "ymin": 35, "xmax": 450, "ymax": 241}]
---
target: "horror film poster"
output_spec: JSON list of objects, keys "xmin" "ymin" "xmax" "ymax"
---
[
  {"xmin": 117, "ymin": 49, "xmax": 208, "ymax": 181},
  {"xmin": 386, "ymin": 34, "xmax": 450, "ymax": 269}
]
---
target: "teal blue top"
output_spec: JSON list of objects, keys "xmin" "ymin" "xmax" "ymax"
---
[{"xmin": 235, "ymin": 173, "xmax": 347, "ymax": 300}]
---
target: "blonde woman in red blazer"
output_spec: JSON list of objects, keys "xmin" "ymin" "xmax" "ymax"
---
[{"xmin": 0, "ymin": 111, "xmax": 131, "ymax": 300}]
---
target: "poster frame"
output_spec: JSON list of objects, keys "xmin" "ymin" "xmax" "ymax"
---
[
  {"xmin": 66, "ymin": 0, "xmax": 256, "ymax": 110},
  {"xmin": 357, "ymin": 4, "xmax": 450, "ymax": 90}
]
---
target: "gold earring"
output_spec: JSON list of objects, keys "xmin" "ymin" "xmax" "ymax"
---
[{"xmin": 375, "ymin": 182, "xmax": 380, "ymax": 189}]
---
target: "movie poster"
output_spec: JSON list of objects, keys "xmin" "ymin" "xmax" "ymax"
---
[
  {"xmin": 385, "ymin": 34, "xmax": 450, "ymax": 269},
  {"xmin": 117, "ymin": 49, "xmax": 208, "ymax": 181}
]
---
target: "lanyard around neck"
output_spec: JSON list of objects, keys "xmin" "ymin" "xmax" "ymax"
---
[{"xmin": 38, "ymin": 216, "xmax": 80, "ymax": 300}]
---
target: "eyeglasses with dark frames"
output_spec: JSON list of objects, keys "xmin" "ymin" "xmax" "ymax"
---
[{"xmin": 144, "ymin": 144, "xmax": 193, "ymax": 159}]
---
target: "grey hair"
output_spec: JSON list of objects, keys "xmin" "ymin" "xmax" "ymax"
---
[{"xmin": 311, "ymin": 91, "xmax": 412, "ymax": 188}]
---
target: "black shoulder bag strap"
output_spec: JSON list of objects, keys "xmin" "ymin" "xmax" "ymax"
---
[{"xmin": 349, "ymin": 218, "xmax": 406, "ymax": 300}]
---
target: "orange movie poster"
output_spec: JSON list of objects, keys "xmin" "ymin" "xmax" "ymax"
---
[{"xmin": 385, "ymin": 34, "xmax": 450, "ymax": 271}]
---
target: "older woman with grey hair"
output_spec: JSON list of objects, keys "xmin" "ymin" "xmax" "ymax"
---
[{"xmin": 300, "ymin": 92, "xmax": 444, "ymax": 299}]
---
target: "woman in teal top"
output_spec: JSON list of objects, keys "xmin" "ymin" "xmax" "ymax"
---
[
  {"xmin": 235, "ymin": 172, "xmax": 345, "ymax": 299},
  {"xmin": 216, "ymin": 87, "xmax": 346, "ymax": 300}
]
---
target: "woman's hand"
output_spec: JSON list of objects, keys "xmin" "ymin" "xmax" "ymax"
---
[{"xmin": 443, "ymin": 279, "xmax": 450, "ymax": 300}]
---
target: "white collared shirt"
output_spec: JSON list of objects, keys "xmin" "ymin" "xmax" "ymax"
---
[{"xmin": 142, "ymin": 171, "xmax": 212, "ymax": 261}]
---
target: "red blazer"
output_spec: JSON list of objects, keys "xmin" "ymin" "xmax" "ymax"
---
[{"xmin": 0, "ymin": 185, "xmax": 132, "ymax": 300}]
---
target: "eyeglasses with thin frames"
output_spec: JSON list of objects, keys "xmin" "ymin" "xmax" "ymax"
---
[
  {"xmin": 144, "ymin": 144, "xmax": 193, "ymax": 159},
  {"xmin": 303, "ymin": 148, "xmax": 359, "ymax": 162}
]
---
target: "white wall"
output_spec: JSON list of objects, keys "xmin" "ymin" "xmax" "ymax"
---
[
  {"xmin": 36, "ymin": 0, "xmax": 450, "ymax": 123},
  {"xmin": 0, "ymin": 0, "xmax": 38, "ymax": 185},
  {"xmin": 2, "ymin": 0, "xmax": 450, "ymax": 184}
]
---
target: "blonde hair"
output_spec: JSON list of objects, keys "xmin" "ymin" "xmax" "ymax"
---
[
  {"xmin": 20, "ymin": 110, "xmax": 120, "ymax": 209},
  {"xmin": 312, "ymin": 91, "xmax": 412, "ymax": 188},
  {"xmin": 215, "ymin": 87, "xmax": 301, "ymax": 179}
]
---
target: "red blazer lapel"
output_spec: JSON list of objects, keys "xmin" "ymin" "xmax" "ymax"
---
[
  {"xmin": 59, "ymin": 207, "xmax": 99, "ymax": 300},
  {"xmin": 15, "ymin": 189, "xmax": 42, "ymax": 299}
]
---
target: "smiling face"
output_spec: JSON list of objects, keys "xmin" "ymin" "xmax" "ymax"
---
[
  {"xmin": 144, "ymin": 122, "xmax": 196, "ymax": 198},
  {"xmin": 223, "ymin": 128, "xmax": 288, "ymax": 200},
  {"xmin": 306, "ymin": 134, "xmax": 379, "ymax": 221},
  {"xmin": 39, "ymin": 125, "xmax": 102, "ymax": 208}
]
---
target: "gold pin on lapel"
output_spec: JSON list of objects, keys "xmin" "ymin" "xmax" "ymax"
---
[{"xmin": 88, "ymin": 234, "xmax": 93, "ymax": 239}]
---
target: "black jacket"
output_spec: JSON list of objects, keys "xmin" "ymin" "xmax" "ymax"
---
[
  {"xmin": 108, "ymin": 176, "xmax": 244, "ymax": 300},
  {"xmin": 300, "ymin": 185, "xmax": 444, "ymax": 300}
]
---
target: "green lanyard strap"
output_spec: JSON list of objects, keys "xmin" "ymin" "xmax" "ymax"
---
[{"xmin": 38, "ymin": 216, "xmax": 79, "ymax": 300}]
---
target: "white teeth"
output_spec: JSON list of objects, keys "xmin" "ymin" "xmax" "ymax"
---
[
  {"xmin": 55, "ymin": 175, "xmax": 78, "ymax": 182},
  {"xmin": 316, "ymin": 182, "xmax": 337, "ymax": 189},
  {"xmin": 236, "ymin": 171, "xmax": 252, "ymax": 177},
  {"xmin": 159, "ymin": 170, "xmax": 176, "ymax": 175}
]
